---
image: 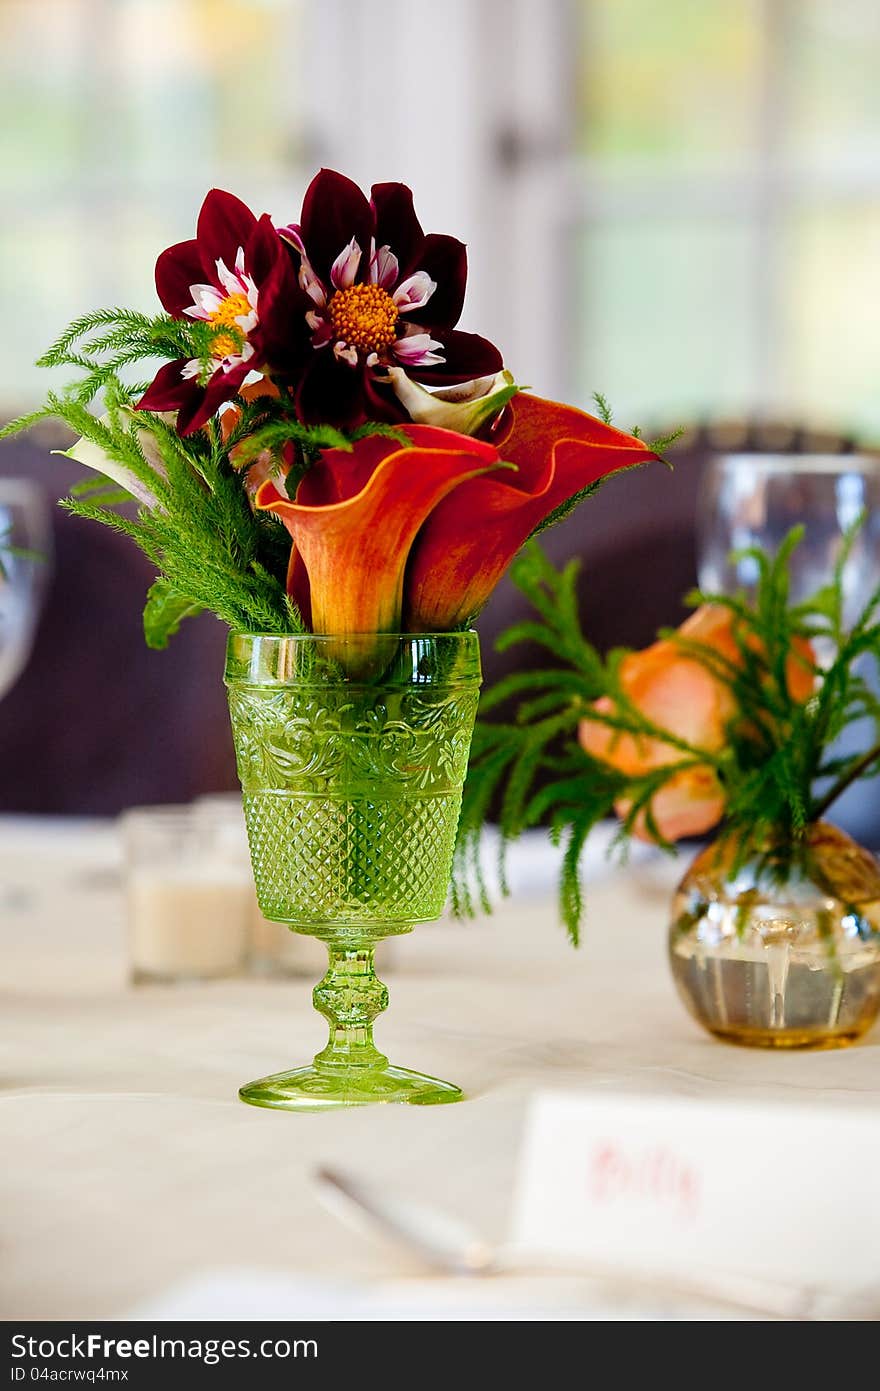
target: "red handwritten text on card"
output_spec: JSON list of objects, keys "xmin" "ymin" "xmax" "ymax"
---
[{"xmin": 588, "ymin": 1140, "xmax": 701, "ymax": 1222}]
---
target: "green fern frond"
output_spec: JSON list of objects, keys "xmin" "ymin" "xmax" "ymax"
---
[
  {"xmin": 591, "ymin": 391, "xmax": 614, "ymax": 425},
  {"xmin": 451, "ymin": 520, "xmax": 880, "ymax": 945}
]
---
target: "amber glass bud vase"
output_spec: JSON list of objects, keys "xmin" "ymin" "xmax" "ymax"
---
[{"xmin": 669, "ymin": 821, "xmax": 880, "ymax": 1048}]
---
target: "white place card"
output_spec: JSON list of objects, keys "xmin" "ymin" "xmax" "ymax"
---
[{"xmin": 511, "ymin": 1091, "xmax": 880, "ymax": 1293}]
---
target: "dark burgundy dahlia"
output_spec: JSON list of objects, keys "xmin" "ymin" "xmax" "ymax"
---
[
  {"xmin": 137, "ymin": 189, "xmax": 299, "ymax": 434},
  {"xmin": 277, "ymin": 169, "xmax": 503, "ymax": 426}
]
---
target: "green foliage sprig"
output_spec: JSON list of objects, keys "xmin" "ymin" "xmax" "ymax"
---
[
  {"xmin": 452, "ymin": 522, "xmax": 880, "ymax": 943},
  {"xmin": 20, "ymin": 308, "xmax": 198, "ymax": 409},
  {"xmin": 61, "ymin": 379, "xmax": 306, "ymax": 643},
  {"xmin": 0, "ymin": 311, "xmax": 405, "ymax": 648}
]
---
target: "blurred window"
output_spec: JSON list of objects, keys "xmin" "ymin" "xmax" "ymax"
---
[
  {"xmin": 1, "ymin": 0, "xmax": 306, "ymax": 414},
  {"xmin": 570, "ymin": 0, "xmax": 880, "ymax": 432},
  {"xmin": 4, "ymin": 0, "xmax": 879, "ymax": 440}
]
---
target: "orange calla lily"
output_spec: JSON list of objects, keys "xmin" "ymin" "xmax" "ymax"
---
[
  {"xmin": 254, "ymin": 425, "xmax": 505, "ymax": 639},
  {"xmin": 253, "ymin": 393, "xmax": 661, "ymax": 643},
  {"xmin": 403, "ymin": 393, "xmax": 659, "ymax": 629}
]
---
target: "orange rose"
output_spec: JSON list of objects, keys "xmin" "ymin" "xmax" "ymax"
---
[{"xmin": 578, "ymin": 605, "xmax": 814, "ymax": 841}]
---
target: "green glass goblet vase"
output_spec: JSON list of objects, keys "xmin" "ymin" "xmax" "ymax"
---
[{"xmin": 224, "ymin": 632, "xmax": 481, "ymax": 1111}]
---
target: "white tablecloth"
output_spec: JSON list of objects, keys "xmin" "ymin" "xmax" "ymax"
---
[{"xmin": 2, "ymin": 817, "xmax": 878, "ymax": 1320}]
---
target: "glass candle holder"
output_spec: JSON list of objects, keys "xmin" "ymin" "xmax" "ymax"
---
[
  {"xmin": 249, "ymin": 901, "xmax": 352, "ymax": 977},
  {"xmin": 122, "ymin": 805, "xmax": 252, "ymax": 983}
]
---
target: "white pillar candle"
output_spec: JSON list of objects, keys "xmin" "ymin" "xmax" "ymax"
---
[
  {"xmin": 129, "ymin": 864, "xmax": 251, "ymax": 981},
  {"xmin": 249, "ymin": 900, "xmax": 330, "ymax": 977},
  {"xmin": 122, "ymin": 806, "xmax": 251, "ymax": 984}
]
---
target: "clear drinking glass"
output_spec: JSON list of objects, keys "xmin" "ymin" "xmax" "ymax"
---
[
  {"xmin": 0, "ymin": 478, "xmax": 52, "ymax": 698},
  {"xmin": 122, "ymin": 805, "xmax": 252, "ymax": 984},
  {"xmin": 697, "ymin": 454, "xmax": 880, "ymax": 620},
  {"xmin": 224, "ymin": 631, "xmax": 481, "ymax": 1111},
  {"xmin": 697, "ymin": 454, "xmax": 880, "ymax": 840}
]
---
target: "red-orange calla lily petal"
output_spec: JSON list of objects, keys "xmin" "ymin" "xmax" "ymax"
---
[
  {"xmin": 403, "ymin": 393, "xmax": 660, "ymax": 630},
  {"xmin": 255, "ymin": 425, "xmax": 504, "ymax": 639}
]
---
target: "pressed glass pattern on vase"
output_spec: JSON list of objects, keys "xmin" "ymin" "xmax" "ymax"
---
[{"xmin": 225, "ymin": 631, "xmax": 481, "ymax": 1110}]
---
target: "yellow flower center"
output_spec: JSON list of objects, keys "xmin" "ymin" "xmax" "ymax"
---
[
  {"xmin": 328, "ymin": 282, "xmax": 399, "ymax": 354},
  {"xmin": 210, "ymin": 330, "xmax": 240, "ymax": 360},
  {"xmin": 209, "ymin": 291, "xmax": 252, "ymax": 328},
  {"xmin": 206, "ymin": 292, "xmax": 252, "ymax": 360}
]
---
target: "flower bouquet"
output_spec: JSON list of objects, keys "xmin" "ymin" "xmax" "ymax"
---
[
  {"xmin": 4, "ymin": 169, "xmax": 670, "ymax": 1108},
  {"xmin": 460, "ymin": 527, "xmax": 880, "ymax": 1048}
]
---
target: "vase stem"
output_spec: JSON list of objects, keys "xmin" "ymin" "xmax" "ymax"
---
[
  {"xmin": 312, "ymin": 941, "xmax": 389, "ymax": 1073},
  {"xmin": 238, "ymin": 935, "xmax": 462, "ymax": 1108}
]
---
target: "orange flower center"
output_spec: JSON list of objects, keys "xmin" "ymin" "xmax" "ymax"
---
[
  {"xmin": 209, "ymin": 291, "xmax": 252, "ymax": 328},
  {"xmin": 328, "ymin": 283, "xmax": 399, "ymax": 353}
]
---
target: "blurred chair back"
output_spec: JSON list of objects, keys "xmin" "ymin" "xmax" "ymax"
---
[
  {"xmin": 0, "ymin": 423, "xmax": 237, "ymax": 815},
  {"xmin": 0, "ymin": 417, "xmax": 865, "ymax": 819}
]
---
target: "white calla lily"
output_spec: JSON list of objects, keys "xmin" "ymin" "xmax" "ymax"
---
[
  {"xmin": 56, "ymin": 411, "xmax": 169, "ymax": 510},
  {"xmin": 387, "ymin": 367, "xmax": 518, "ymax": 436}
]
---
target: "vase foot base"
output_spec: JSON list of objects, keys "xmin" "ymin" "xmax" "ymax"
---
[
  {"xmin": 707, "ymin": 1024, "xmax": 864, "ymax": 1050},
  {"xmin": 238, "ymin": 1063, "xmax": 463, "ymax": 1111}
]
